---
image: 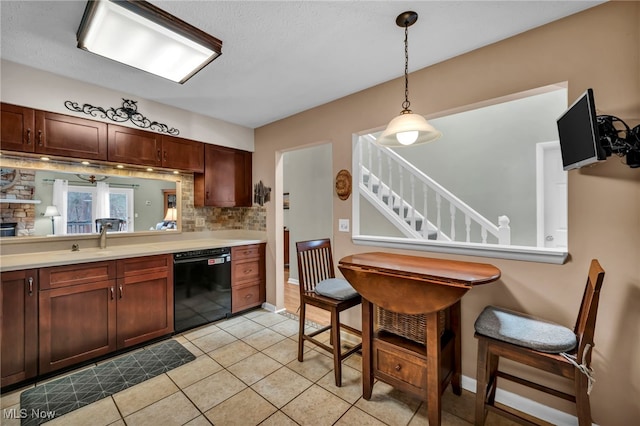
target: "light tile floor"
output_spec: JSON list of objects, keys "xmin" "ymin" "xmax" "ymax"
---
[{"xmin": 1, "ymin": 309, "xmax": 529, "ymax": 426}]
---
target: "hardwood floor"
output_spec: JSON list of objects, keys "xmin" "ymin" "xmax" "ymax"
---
[{"xmin": 283, "ymin": 267, "xmax": 330, "ymax": 325}]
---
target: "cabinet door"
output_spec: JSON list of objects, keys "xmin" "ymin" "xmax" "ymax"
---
[
  {"xmin": 1, "ymin": 269, "xmax": 38, "ymax": 387},
  {"xmin": 161, "ymin": 135, "xmax": 204, "ymax": 172},
  {"xmin": 116, "ymin": 255, "xmax": 174, "ymax": 348},
  {"xmin": 35, "ymin": 110, "xmax": 107, "ymax": 160},
  {"xmin": 108, "ymin": 124, "xmax": 161, "ymax": 167},
  {"xmin": 194, "ymin": 145, "xmax": 252, "ymax": 207},
  {"xmin": 0, "ymin": 103, "xmax": 35, "ymax": 153},
  {"xmin": 39, "ymin": 280, "xmax": 117, "ymax": 374}
]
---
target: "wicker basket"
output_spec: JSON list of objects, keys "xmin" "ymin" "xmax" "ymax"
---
[{"xmin": 376, "ymin": 306, "xmax": 446, "ymax": 345}]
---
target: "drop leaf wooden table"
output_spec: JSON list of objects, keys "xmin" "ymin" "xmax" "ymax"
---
[{"xmin": 338, "ymin": 252, "xmax": 501, "ymax": 426}]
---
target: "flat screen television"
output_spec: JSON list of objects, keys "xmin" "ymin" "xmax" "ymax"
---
[{"xmin": 556, "ymin": 88, "xmax": 606, "ymax": 171}]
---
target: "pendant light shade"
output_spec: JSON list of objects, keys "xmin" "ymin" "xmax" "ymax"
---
[
  {"xmin": 378, "ymin": 111, "xmax": 442, "ymax": 146},
  {"xmin": 378, "ymin": 11, "xmax": 441, "ymax": 147}
]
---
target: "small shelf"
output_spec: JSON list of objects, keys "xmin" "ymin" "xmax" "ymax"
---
[{"xmin": 0, "ymin": 199, "xmax": 42, "ymax": 204}]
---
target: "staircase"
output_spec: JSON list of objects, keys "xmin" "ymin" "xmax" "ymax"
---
[{"xmin": 357, "ymin": 135, "xmax": 511, "ymax": 245}]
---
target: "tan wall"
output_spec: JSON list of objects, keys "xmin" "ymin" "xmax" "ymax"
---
[{"xmin": 254, "ymin": 3, "xmax": 640, "ymax": 424}]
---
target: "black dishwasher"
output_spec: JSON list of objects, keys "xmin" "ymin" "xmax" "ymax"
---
[{"xmin": 173, "ymin": 247, "xmax": 231, "ymax": 333}]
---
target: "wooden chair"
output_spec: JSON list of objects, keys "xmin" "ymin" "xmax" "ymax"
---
[
  {"xmin": 296, "ymin": 238, "xmax": 362, "ymax": 387},
  {"xmin": 474, "ymin": 259, "xmax": 605, "ymax": 426},
  {"xmin": 95, "ymin": 218, "xmax": 125, "ymax": 232}
]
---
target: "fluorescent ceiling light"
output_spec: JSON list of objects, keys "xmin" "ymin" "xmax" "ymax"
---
[{"xmin": 77, "ymin": 0, "xmax": 222, "ymax": 84}]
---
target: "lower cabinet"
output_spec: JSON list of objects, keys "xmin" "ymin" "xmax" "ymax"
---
[
  {"xmin": 116, "ymin": 255, "xmax": 174, "ymax": 349},
  {"xmin": 1, "ymin": 269, "xmax": 38, "ymax": 387},
  {"xmin": 38, "ymin": 254, "xmax": 173, "ymax": 375},
  {"xmin": 231, "ymin": 244, "xmax": 266, "ymax": 313}
]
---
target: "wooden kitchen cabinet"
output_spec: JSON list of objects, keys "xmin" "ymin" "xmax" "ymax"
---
[
  {"xmin": 108, "ymin": 124, "xmax": 162, "ymax": 167},
  {"xmin": 38, "ymin": 261, "xmax": 117, "ymax": 374},
  {"xmin": 0, "ymin": 103, "xmax": 36, "ymax": 153},
  {"xmin": 194, "ymin": 144, "xmax": 252, "ymax": 207},
  {"xmin": 161, "ymin": 135, "xmax": 204, "ymax": 172},
  {"xmin": 231, "ymin": 244, "xmax": 265, "ymax": 313},
  {"xmin": 1, "ymin": 269, "xmax": 38, "ymax": 387},
  {"xmin": 38, "ymin": 255, "xmax": 173, "ymax": 375},
  {"xmin": 116, "ymin": 254, "xmax": 174, "ymax": 348},
  {"xmin": 0, "ymin": 104, "xmax": 108, "ymax": 160},
  {"xmin": 108, "ymin": 125, "xmax": 205, "ymax": 172}
]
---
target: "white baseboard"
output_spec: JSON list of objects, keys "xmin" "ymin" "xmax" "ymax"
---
[
  {"xmin": 261, "ymin": 302, "xmax": 285, "ymax": 313},
  {"xmin": 462, "ymin": 375, "xmax": 595, "ymax": 426},
  {"xmin": 288, "ymin": 278, "xmax": 299, "ymax": 285}
]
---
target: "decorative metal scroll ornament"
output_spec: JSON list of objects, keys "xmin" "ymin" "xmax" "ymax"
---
[{"xmin": 64, "ymin": 99, "xmax": 180, "ymax": 135}]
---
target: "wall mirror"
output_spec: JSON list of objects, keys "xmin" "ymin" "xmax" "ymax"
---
[
  {"xmin": 0, "ymin": 160, "xmax": 179, "ymax": 239},
  {"xmin": 352, "ymin": 84, "xmax": 569, "ymax": 263}
]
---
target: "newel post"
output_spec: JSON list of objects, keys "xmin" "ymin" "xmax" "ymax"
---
[{"xmin": 498, "ymin": 215, "xmax": 511, "ymax": 245}]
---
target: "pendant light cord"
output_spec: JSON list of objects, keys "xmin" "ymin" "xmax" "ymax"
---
[{"xmin": 402, "ymin": 23, "xmax": 411, "ymax": 113}]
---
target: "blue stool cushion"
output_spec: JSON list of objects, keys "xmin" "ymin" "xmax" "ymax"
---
[
  {"xmin": 314, "ymin": 278, "xmax": 359, "ymax": 300},
  {"xmin": 474, "ymin": 305, "xmax": 577, "ymax": 353}
]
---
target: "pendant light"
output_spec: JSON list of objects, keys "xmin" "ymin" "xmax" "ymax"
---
[{"xmin": 378, "ymin": 11, "xmax": 442, "ymax": 147}]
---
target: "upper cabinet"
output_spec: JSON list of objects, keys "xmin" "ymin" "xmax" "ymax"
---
[
  {"xmin": 1, "ymin": 103, "xmax": 246, "ymax": 178},
  {"xmin": 108, "ymin": 124, "xmax": 162, "ymax": 167},
  {"xmin": 1, "ymin": 103, "xmax": 107, "ymax": 160},
  {"xmin": 36, "ymin": 111, "xmax": 108, "ymax": 160},
  {"xmin": 194, "ymin": 144, "xmax": 252, "ymax": 207},
  {"xmin": 1, "ymin": 103, "xmax": 35, "ymax": 152},
  {"xmin": 161, "ymin": 135, "xmax": 204, "ymax": 173},
  {"xmin": 107, "ymin": 126, "xmax": 204, "ymax": 172}
]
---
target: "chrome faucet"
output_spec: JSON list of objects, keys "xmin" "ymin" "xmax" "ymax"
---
[{"xmin": 99, "ymin": 223, "xmax": 112, "ymax": 249}]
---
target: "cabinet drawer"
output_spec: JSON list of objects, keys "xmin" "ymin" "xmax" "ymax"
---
[
  {"xmin": 232, "ymin": 244, "xmax": 262, "ymax": 260},
  {"xmin": 232, "ymin": 284, "xmax": 261, "ymax": 312},
  {"xmin": 117, "ymin": 254, "xmax": 171, "ymax": 278},
  {"xmin": 373, "ymin": 339, "xmax": 427, "ymax": 392},
  {"xmin": 232, "ymin": 259, "xmax": 260, "ymax": 283},
  {"xmin": 40, "ymin": 261, "xmax": 116, "ymax": 290}
]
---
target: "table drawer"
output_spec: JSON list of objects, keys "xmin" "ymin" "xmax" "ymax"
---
[{"xmin": 374, "ymin": 339, "xmax": 426, "ymax": 391}]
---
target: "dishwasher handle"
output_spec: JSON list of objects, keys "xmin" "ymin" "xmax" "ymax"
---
[{"xmin": 174, "ymin": 255, "xmax": 230, "ymax": 265}]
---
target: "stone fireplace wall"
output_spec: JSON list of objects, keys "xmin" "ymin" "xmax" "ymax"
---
[{"xmin": 0, "ymin": 168, "xmax": 37, "ymax": 236}]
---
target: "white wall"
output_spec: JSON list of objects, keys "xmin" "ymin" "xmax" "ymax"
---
[{"xmin": 0, "ymin": 60, "xmax": 254, "ymax": 151}]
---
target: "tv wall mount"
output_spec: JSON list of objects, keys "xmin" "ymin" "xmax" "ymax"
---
[{"xmin": 597, "ymin": 115, "xmax": 640, "ymax": 168}]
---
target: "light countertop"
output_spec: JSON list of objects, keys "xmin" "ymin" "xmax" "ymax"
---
[{"xmin": 0, "ymin": 231, "xmax": 266, "ymax": 272}]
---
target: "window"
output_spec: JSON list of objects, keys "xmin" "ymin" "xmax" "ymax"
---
[
  {"xmin": 66, "ymin": 185, "xmax": 133, "ymax": 234},
  {"xmin": 352, "ymin": 84, "xmax": 569, "ymax": 264}
]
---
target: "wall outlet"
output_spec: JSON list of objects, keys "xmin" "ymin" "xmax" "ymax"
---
[
  {"xmin": 195, "ymin": 217, "xmax": 205, "ymax": 227},
  {"xmin": 338, "ymin": 219, "xmax": 350, "ymax": 232}
]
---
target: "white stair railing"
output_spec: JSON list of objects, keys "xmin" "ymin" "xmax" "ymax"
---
[{"xmin": 358, "ymin": 135, "xmax": 511, "ymax": 245}]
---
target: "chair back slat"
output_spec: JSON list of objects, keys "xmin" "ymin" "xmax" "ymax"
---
[
  {"xmin": 296, "ymin": 238, "xmax": 336, "ymax": 293},
  {"xmin": 574, "ymin": 259, "xmax": 605, "ymax": 364}
]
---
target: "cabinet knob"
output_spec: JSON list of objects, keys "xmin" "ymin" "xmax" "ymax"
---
[
  {"xmin": 26, "ymin": 128, "xmax": 32, "ymax": 145},
  {"xmin": 395, "ymin": 364, "xmax": 402, "ymax": 372}
]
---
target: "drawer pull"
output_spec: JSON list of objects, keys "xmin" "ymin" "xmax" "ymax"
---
[
  {"xmin": 244, "ymin": 268, "xmax": 253, "ymax": 274},
  {"xmin": 110, "ymin": 287, "xmax": 115, "ymax": 300},
  {"xmin": 26, "ymin": 129, "xmax": 32, "ymax": 145},
  {"xmin": 245, "ymin": 294, "xmax": 253, "ymax": 299},
  {"xmin": 28, "ymin": 277, "xmax": 34, "ymax": 296},
  {"xmin": 119, "ymin": 284, "xmax": 123, "ymax": 298},
  {"xmin": 37, "ymin": 130, "xmax": 43, "ymax": 146},
  {"xmin": 395, "ymin": 364, "xmax": 402, "ymax": 372}
]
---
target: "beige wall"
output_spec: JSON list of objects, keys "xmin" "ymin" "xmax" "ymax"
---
[{"xmin": 254, "ymin": 3, "xmax": 640, "ymax": 424}]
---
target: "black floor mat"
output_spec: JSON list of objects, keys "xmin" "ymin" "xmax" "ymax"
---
[{"xmin": 20, "ymin": 340, "xmax": 195, "ymax": 425}]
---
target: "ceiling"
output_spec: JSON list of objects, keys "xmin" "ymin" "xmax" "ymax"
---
[{"xmin": 0, "ymin": 1, "xmax": 604, "ymax": 129}]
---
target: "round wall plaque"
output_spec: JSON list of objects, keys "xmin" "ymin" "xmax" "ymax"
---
[{"xmin": 335, "ymin": 169, "xmax": 352, "ymax": 200}]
